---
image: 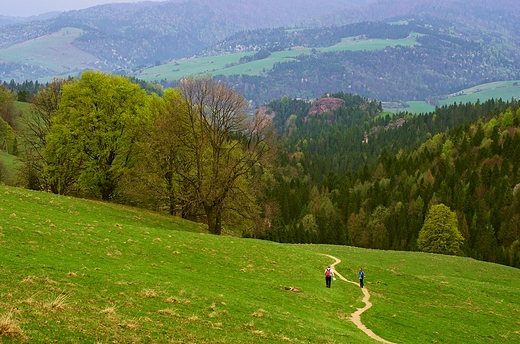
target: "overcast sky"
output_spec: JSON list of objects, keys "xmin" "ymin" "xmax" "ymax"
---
[{"xmin": 1, "ymin": 0, "xmax": 169, "ymax": 17}]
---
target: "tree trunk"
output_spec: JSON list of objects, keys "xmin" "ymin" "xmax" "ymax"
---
[
  {"xmin": 169, "ymin": 195, "xmax": 175, "ymax": 216},
  {"xmin": 205, "ymin": 203, "xmax": 222, "ymax": 235}
]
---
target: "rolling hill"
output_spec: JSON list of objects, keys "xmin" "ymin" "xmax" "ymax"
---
[
  {"xmin": 0, "ymin": 27, "xmax": 97, "ymax": 80},
  {"xmin": 0, "ymin": 184, "xmax": 519, "ymax": 342}
]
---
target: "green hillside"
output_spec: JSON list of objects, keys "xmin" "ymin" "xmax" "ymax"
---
[
  {"xmin": 0, "ymin": 28, "xmax": 97, "ymax": 77},
  {"xmin": 135, "ymin": 35, "xmax": 420, "ymax": 83},
  {"xmin": 1, "ymin": 184, "xmax": 519, "ymax": 343},
  {"xmin": 0, "ymin": 152, "xmax": 18, "ymax": 185},
  {"xmin": 384, "ymin": 80, "xmax": 520, "ymax": 114}
]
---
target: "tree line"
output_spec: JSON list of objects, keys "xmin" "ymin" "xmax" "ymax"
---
[
  {"xmin": 5, "ymin": 74, "xmax": 520, "ymax": 268},
  {"xmin": 16, "ymin": 72, "xmax": 274, "ymax": 235}
]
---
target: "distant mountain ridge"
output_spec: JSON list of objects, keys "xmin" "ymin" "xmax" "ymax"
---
[
  {"xmin": 58, "ymin": 0, "xmax": 373, "ymax": 61},
  {"xmin": 0, "ymin": 12, "xmax": 61, "ymax": 27},
  {"xmin": 0, "ymin": 0, "xmax": 519, "ymax": 106}
]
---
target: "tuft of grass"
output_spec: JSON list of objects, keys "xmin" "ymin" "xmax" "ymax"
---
[
  {"xmin": 44, "ymin": 293, "xmax": 70, "ymax": 310},
  {"xmin": 141, "ymin": 289, "xmax": 157, "ymax": 298},
  {"xmin": 0, "ymin": 312, "xmax": 26, "ymax": 339},
  {"xmin": 251, "ymin": 309, "xmax": 267, "ymax": 318},
  {"xmin": 165, "ymin": 296, "xmax": 191, "ymax": 304},
  {"xmin": 100, "ymin": 306, "xmax": 117, "ymax": 315},
  {"xmin": 157, "ymin": 309, "xmax": 177, "ymax": 316}
]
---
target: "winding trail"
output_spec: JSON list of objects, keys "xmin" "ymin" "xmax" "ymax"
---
[{"xmin": 324, "ymin": 254, "xmax": 395, "ymax": 344}]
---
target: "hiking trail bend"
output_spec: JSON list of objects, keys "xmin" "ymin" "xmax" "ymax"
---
[{"xmin": 324, "ymin": 254, "xmax": 395, "ymax": 344}]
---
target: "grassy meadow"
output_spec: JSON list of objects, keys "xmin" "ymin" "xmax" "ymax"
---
[
  {"xmin": 0, "ymin": 152, "xmax": 18, "ymax": 185},
  {"xmin": 1, "ymin": 184, "xmax": 519, "ymax": 343},
  {"xmin": 14, "ymin": 102, "xmax": 29, "ymax": 113},
  {"xmin": 439, "ymin": 81, "xmax": 520, "ymax": 105},
  {"xmin": 135, "ymin": 35, "xmax": 420, "ymax": 83},
  {"xmin": 382, "ymin": 101, "xmax": 436, "ymax": 115},
  {"xmin": 384, "ymin": 81, "xmax": 520, "ymax": 114},
  {"xmin": 0, "ymin": 185, "xmax": 365, "ymax": 343},
  {"xmin": 0, "ymin": 28, "xmax": 97, "ymax": 75},
  {"xmin": 319, "ymin": 34, "xmax": 421, "ymax": 53}
]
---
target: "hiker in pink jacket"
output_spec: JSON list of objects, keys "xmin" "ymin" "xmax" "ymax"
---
[{"xmin": 324, "ymin": 266, "xmax": 335, "ymax": 288}]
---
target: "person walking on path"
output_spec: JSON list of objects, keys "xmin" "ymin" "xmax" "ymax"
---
[
  {"xmin": 358, "ymin": 268, "xmax": 365, "ymax": 288},
  {"xmin": 325, "ymin": 266, "xmax": 335, "ymax": 288}
]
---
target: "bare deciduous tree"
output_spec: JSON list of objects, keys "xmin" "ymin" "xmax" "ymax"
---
[
  {"xmin": 19, "ymin": 79, "xmax": 68, "ymax": 191},
  {"xmin": 175, "ymin": 75, "xmax": 274, "ymax": 235}
]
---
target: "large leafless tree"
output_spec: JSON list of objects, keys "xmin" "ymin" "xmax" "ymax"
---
[
  {"xmin": 174, "ymin": 75, "xmax": 274, "ymax": 234},
  {"xmin": 19, "ymin": 79, "xmax": 68, "ymax": 191}
]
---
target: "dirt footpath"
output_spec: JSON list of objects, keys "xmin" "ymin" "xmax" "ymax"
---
[{"xmin": 324, "ymin": 254, "xmax": 396, "ymax": 344}]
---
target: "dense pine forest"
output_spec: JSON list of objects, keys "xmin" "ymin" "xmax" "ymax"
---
[{"xmin": 261, "ymin": 95, "xmax": 520, "ymax": 268}]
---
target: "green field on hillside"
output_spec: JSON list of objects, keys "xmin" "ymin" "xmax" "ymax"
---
[
  {"xmin": 439, "ymin": 80, "xmax": 520, "ymax": 105},
  {"xmin": 1, "ymin": 185, "xmax": 519, "ymax": 343},
  {"xmin": 14, "ymin": 101, "xmax": 29, "ymax": 112},
  {"xmin": 0, "ymin": 27, "xmax": 96, "ymax": 74},
  {"xmin": 0, "ymin": 152, "xmax": 18, "ymax": 185},
  {"xmin": 320, "ymin": 33, "xmax": 421, "ymax": 53},
  {"xmin": 384, "ymin": 80, "xmax": 520, "ymax": 114},
  {"xmin": 136, "ymin": 35, "xmax": 420, "ymax": 83},
  {"xmin": 383, "ymin": 101, "xmax": 436, "ymax": 114}
]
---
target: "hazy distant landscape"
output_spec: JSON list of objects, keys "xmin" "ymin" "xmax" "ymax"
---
[
  {"xmin": 0, "ymin": 0, "xmax": 519, "ymax": 105},
  {"xmin": 1, "ymin": 1, "xmax": 520, "ymax": 343}
]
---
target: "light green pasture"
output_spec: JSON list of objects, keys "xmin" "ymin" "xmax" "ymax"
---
[
  {"xmin": 0, "ymin": 27, "xmax": 96, "ymax": 73},
  {"xmin": 0, "ymin": 184, "xmax": 519, "ymax": 343},
  {"xmin": 384, "ymin": 81, "xmax": 520, "ymax": 114},
  {"xmin": 320, "ymin": 34, "xmax": 421, "ymax": 53},
  {"xmin": 136, "ymin": 35, "xmax": 421, "ymax": 82}
]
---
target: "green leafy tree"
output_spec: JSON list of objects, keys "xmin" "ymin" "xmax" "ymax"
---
[
  {"xmin": 369, "ymin": 205, "xmax": 389, "ymax": 249},
  {"xmin": 347, "ymin": 208, "xmax": 368, "ymax": 247},
  {"xmin": 131, "ymin": 89, "xmax": 193, "ymax": 215},
  {"xmin": 43, "ymin": 71, "xmax": 148, "ymax": 200},
  {"xmin": 0, "ymin": 85, "xmax": 17, "ymax": 126},
  {"xmin": 418, "ymin": 203, "xmax": 464, "ymax": 255}
]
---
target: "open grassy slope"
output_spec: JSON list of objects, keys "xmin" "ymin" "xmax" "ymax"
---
[
  {"xmin": 384, "ymin": 80, "xmax": 520, "ymax": 114},
  {"xmin": 135, "ymin": 35, "xmax": 420, "ymax": 83},
  {"xmin": 1, "ymin": 184, "xmax": 519, "ymax": 343},
  {"xmin": 0, "ymin": 28, "xmax": 97, "ymax": 75},
  {"xmin": 0, "ymin": 185, "xmax": 366, "ymax": 343},
  {"xmin": 0, "ymin": 152, "xmax": 18, "ymax": 185},
  {"xmin": 14, "ymin": 102, "xmax": 29, "ymax": 112}
]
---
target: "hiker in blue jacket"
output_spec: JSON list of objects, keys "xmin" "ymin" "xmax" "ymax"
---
[
  {"xmin": 358, "ymin": 268, "xmax": 365, "ymax": 288},
  {"xmin": 324, "ymin": 266, "xmax": 334, "ymax": 288}
]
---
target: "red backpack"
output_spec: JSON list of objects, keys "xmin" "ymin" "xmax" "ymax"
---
[{"xmin": 326, "ymin": 269, "xmax": 331, "ymax": 277}]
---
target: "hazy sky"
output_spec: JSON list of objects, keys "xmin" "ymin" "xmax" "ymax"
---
[{"xmin": 1, "ymin": 0, "xmax": 169, "ymax": 17}]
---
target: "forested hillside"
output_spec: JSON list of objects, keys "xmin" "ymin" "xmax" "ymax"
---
[
  {"xmin": 209, "ymin": 17, "xmax": 520, "ymax": 103},
  {"xmin": 261, "ymin": 96, "xmax": 520, "ymax": 268}
]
